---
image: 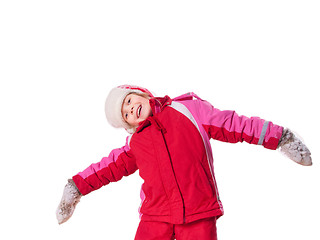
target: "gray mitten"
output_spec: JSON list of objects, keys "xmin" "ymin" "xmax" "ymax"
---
[
  {"xmin": 56, "ymin": 179, "xmax": 82, "ymax": 224},
  {"xmin": 277, "ymin": 128, "xmax": 312, "ymax": 166}
]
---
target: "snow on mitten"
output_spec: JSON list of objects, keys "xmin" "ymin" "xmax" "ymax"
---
[
  {"xmin": 56, "ymin": 179, "xmax": 82, "ymax": 224},
  {"xmin": 277, "ymin": 128, "xmax": 312, "ymax": 166}
]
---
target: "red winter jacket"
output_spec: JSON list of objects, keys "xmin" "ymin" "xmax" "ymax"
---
[{"xmin": 73, "ymin": 93, "xmax": 283, "ymax": 224}]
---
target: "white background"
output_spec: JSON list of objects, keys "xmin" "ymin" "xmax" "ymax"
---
[{"xmin": 0, "ymin": 0, "xmax": 319, "ymax": 239}]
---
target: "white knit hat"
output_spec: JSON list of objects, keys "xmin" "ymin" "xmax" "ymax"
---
[{"xmin": 105, "ymin": 85, "xmax": 154, "ymax": 133}]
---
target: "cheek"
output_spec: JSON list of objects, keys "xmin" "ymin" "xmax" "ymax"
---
[
  {"xmin": 129, "ymin": 117, "xmax": 138, "ymax": 126},
  {"xmin": 145, "ymin": 106, "xmax": 152, "ymax": 118}
]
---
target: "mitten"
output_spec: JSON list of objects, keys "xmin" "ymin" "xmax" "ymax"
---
[
  {"xmin": 277, "ymin": 128, "xmax": 312, "ymax": 166},
  {"xmin": 56, "ymin": 179, "xmax": 82, "ymax": 224}
]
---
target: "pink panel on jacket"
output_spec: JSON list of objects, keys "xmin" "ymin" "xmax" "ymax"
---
[
  {"xmin": 139, "ymin": 186, "xmax": 146, "ymax": 219},
  {"xmin": 178, "ymin": 94, "xmax": 264, "ymax": 141},
  {"xmin": 169, "ymin": 99, "xmax": 224, "ymax": 213},
  {"xmin": 78, "ymin": 136, "xmax": 131, "ymax": 179},
  {"xmin": 173, "ymin": 92, "xmax": 282, "ymax": 150},
  {"xmin": 264, "ymin": 121, "xmax": 283, "ymax": 142}
]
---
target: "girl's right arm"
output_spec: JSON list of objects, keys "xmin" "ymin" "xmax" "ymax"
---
[
  {"xmin": 73, "ymin": 136, "xmax": 138, "ymax": 195},
  {"xmin": 56, "ymin": 136, "xmax": 138, "ymax": 224}
]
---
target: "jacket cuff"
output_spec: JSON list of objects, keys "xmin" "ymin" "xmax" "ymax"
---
[
  {"xmin": 68, "ymin": 178, "xmax": 82, "ymax": 196},
  {"xmin": 72, "ymin": 175, "xmax": 92, "ymax": 196},
  {"xmin": 262, "ymin": 122, "xmax": 284, "ymax": 150}
]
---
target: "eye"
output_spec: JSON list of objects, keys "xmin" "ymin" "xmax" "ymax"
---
[{"xmin": 128, "ymin": 99, "xmax": 131, "ymax": 104}]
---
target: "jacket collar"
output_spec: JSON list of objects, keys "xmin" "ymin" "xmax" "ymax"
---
[
  {"xmin": 136, "ymin": 95, "xmax": 172, "ymax": 133},
  {"xmin": 149, "ymin": 95, "xmax": 172, "ymax": 114}
]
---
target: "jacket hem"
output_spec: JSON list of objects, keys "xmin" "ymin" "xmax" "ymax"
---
[{"xmin": 140, "ymin": 208, "xmax": 224, "ymax": 224}]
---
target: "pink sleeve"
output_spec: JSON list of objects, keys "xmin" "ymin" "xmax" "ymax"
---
[
  {"xmin": 194, "ymin": 100, "xmax": 283, "ymax": 150},
  {"xmin": 72, "ymin": 136, "xmax": 138, "ymax": 195}
]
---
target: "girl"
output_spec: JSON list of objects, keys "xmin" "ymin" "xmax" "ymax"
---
[{"xmin": 56, "ymin": 85, "xmax": 312, "ymax": 240}]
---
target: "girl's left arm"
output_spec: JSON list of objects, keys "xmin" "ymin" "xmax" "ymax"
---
[
  {"xmin": 196, "ymin": 99, "xmax": 282, "ymax": 150},
  {"xmin": 195, "ymin": 99, "xmax": 312, "ymax": 165}
]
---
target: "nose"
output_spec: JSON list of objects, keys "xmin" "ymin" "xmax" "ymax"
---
[{"xmin": 130, "ymin": 106, "xmax": 134, "ymax": 114}]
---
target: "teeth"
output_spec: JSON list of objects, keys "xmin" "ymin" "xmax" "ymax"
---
[{"xmin": 137, "ymin": 105, "xmax": 142, "ymax": 118}]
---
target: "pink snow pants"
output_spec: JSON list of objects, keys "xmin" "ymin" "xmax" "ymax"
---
[{"xmin": 134, "ymin": 217, "xmax": 217, "ymax": 240}]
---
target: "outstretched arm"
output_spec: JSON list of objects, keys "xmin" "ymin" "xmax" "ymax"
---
[
  {"xmin": 190, "ymin": 98, "xmax": 312, "ymax": 165},
  {"xmin": 72, "ymin": 141, "xmax": 137, "ymax": 196},
  {"xmin": 194, "ymin": 99, "xmax": 283, "ymax": 150},
  {"xmin": 56, "ymin": 136, "xmax": 138, "ymax": 224}
]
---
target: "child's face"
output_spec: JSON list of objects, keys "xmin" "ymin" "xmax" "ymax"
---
[{"xmin": 122, "ymin": 93, "xmax": 152, "ymax": 128}]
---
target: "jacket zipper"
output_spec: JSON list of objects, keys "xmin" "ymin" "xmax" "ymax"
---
[
  {"xmin": 159, "ymin": 127, "xmax": 186, "ymax": 224},
  {"xmin": 169, "ymin": 101, "xmax": 224, "ymax": 214}
]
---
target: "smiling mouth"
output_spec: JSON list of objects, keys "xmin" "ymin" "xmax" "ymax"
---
[{"xmin": 137, "ymin": 105, "xmax": 142, "ymax": 118}]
